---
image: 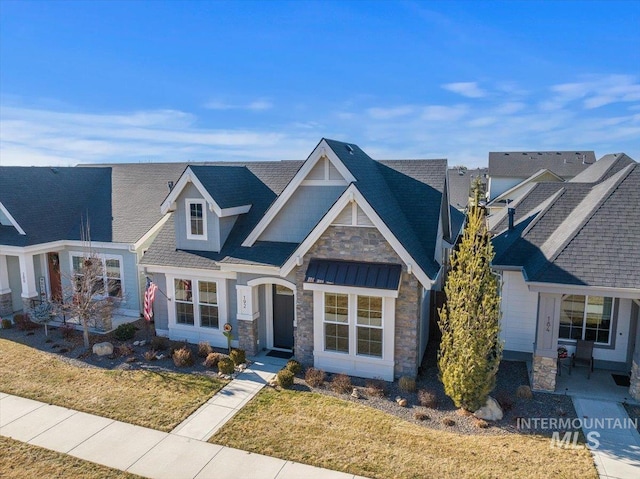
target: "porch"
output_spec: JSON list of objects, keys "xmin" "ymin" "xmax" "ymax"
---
[{"xmin": 554, "ymin": 366, "xmax": 639, "ymax": 404}]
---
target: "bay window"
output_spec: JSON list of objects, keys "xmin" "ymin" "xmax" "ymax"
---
[
  {"xmin": 324, "ymin": 293, "xmax": 349, "ymax": 353},
  {"xmin": 174, "ymin": 279, "xmax": 194, "ymax": 325},
  {"xmin": 173, "ymin": 278, "xmax": 221, "ymax": 329},
  {"xmin": 199, "ymin": 281, "xmax": 219, "ymax": 329}
]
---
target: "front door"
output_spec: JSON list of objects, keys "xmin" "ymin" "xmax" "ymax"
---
[
  {"xmin": 47, "ymin": 252, "xmax": 62, "ymax": 302},
  {"xmin": 273, "ymin": 284, "xmax": 294, "ymax": 350}
]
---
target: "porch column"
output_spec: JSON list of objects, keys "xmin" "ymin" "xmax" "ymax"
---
[
  {"xmin": 531, "ymin": 293, "xmax": 561, "ymax": 391},
  {"xmin": 0, "ymin": 255, "xmax": 12, "ymax": 316},
  {"xmin": 236, "ymin": 284, "xmax": 259, "ymax": 356},
  {"xmin": 18, "ymin": 253, "xmax": 38, "ymax": 312},
  {"xmin": 630, "ymin": 302, "xmax": 640, "ymax": 401}
]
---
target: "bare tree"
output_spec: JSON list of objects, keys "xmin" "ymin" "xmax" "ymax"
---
[{"xmin": 60, "ymin": 220, "xmax": 120, "ymax": 350}]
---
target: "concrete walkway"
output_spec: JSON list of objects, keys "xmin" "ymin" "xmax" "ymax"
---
[
  {"xmin": 0, "ymin": 391, "xmax": 367, "ymax": 479},
  {"xmin": 572, "ymin": 398, "xmax": 640, "ymax": 479},
  {"xmin": 171, "ymin": 354, "xmax": 285, "ymax": 441}
]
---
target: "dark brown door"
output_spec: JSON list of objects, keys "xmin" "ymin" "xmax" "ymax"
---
[
  {"xmin": 273, "ymin": 285, "xmax": 294, "ymax": 350},
  {"xmin": 47, "ymin": 252, "xmax": 62, "ymax": 302}
]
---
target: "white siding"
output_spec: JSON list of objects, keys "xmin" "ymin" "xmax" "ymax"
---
[
  {"xmin": 500, "ymin": 270, "xmax": 537, "ymax": 353},
  {"xmin": 489, "ymin": 177, "xmax": 523, "ymax": 201}
]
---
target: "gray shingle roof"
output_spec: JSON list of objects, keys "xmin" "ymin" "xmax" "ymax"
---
[
  {"xmin": 448, "ymin": 167, "xmax": 488, "ymax": 210},
  {"xmin": 489, "ymin": 151, "xmax": 595, "ymax": 178},
  {"xmin": 142, "ymin": 139, "xmax": 448, "ymax": 278},
  {"xmin": 325, "ymin": 139, "xmax": 445, "ymax": 279},
  {"xmin": 493, "ymin": 160, "xmax": 640, "ymax": 289},
  {"xmin": 569, "ymin": 153, "xmax": 635, "ymax": 183},
  {"xmin": 0, "ymin": 167, "xmax": 112, "ymax": 246}
]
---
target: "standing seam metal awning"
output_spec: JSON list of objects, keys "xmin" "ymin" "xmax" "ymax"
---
[{"xmin": 304, "ymin": 259, "xmax": 402, "ymax": 290}]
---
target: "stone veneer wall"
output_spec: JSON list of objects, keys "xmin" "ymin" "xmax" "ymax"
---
[
  {"xmin": 532, "ymin": 355, "xmax": 557, "ymax": 391},
  {"xmin": 630, "ymin": 359, "xmax": 640, "ymax": 401},
  {"xmin": 238, "ymin": 318, "xmax": 259, "ymax": 356},
  {"xmin": 0, "ymin": 292, "xmax": 12, "ymax": 316},
  {"xmin": 294, "ymin": 225, "xmax": 422, "ymax": 378}
]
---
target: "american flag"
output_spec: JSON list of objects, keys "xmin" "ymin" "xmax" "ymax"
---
[{"xmin": 143, "ymin": 279, "xmax": 158, "ymax": 322}]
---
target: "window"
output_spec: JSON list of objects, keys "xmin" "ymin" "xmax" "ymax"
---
[
  {"xmin": 357, "ymin": 296, "xmax": 383, "ymax": 357},
  {"xmin": 186, "ymin": 199, "xmax": 207, "ymax": 240},
  {"xmin": 559, "ymin": 295, "xmax": 613, "ymax": 344},
  {"xmin": 175, "ymin": 279, "xmax": 194, "ymax": 325},
  {"xmin": 71, "ymin": 254, "xmax": 121, "ymax": 298},
  {"xmin": 324, "ymin": 293, "xmax": 349, "ymax": 353},
  {"xmin": 199, "ymin": 281, "xmax": 218, "ymax": 328},
  {"xmin": 323, "ymin": 292, "xmax": 384, "ymax": 357},
  {"xmin": 105, "ymin": 259, "xmax": 122, "ymax": 297}
]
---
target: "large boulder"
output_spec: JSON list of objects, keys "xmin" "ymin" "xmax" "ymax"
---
[
  {"xmin": 474, "ymin": 396, "xmax": 503, "ymax": 421},
  {"xmin": 93, "ymin": 341, "xmax": 114, "ymax": 356}
]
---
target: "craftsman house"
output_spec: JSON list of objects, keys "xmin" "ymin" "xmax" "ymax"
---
[
  {"xmin": 490, "ymin": 153, "xmax": 640, "ymax": 400},
  {"xmin": 140, "ymin": 139, "xmax": 460, "ymax": 380},
  {"xmin": 0, "ymin": 164, "xmax": 186, "ymax": 327}
]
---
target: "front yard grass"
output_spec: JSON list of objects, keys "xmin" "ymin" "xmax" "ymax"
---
[
  {"xmin": 0, "ymin": 339, "xmax": 225, "ymax": 431},
  {"xmin": 0, "ymin": 436, "xmax": 142, "ymax": 479},
  {"xmin": 212, "ymin": 388, "xmax": 597, "ymax": 479}
]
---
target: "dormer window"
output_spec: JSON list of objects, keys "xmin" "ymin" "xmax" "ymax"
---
[{"xmin": 186, "ymin": 199, "xmax": 207, "ymax": 240}]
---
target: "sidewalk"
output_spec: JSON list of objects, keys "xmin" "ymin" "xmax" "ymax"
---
[
  {"xmin": 171, "ymin": 354, "xmax": 285, "ymax": 440},
  {"xmin": 572, "ymin": 397, "xmax": 640, "ymax": 479},
  {"xmin": 0, "ymin": 391, "xmax": 367, "ymax": 479}
]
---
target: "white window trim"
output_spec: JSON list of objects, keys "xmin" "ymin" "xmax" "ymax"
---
[
  {"xmin": 186, "ymin": 199, "xmax": 208, "ymax": 241},
  {"xmin": 312, "ymin": 289, "xmax": 395, "ymax": 361},
  {"xmin": 167, "ymin": 274, "xmax": 227, "ymax": 333},
  {"xmin": 68, "ymin": 251, "xmax": 125, "ymax": 300},
  {"xmin": 559, "ymin": 294, "xmax": 614, "ymax": 346}
]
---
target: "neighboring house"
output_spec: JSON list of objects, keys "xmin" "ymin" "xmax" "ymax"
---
[
  {"xmin": 490, "ymin": 153, "xmax": 640, "ymax": 400},
  {"xmin": 0, "ymin": 164, "xmax": 186, "ymax": 326},
  {"xmin": 487, "ymin": 150, "xmax": 596, "ymax": 201},
  {"xmin": 140, "ymin": 138, "xmax": 462, "ymax": 380},
  {"xmin": 448, "ymin": 166, "xmax": 488, "ymax": 211}
]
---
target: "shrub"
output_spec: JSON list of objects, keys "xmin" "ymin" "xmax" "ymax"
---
[
  {"xmin": 198, "ymin": 341, "xmax": 213, "ymax": 358},
  {"xmin": 414, "ymin": 411, "xmax": 430, "ymax": 421},
  {"xmin": 150, "ymin": 336, "xmax": 168, "ymax": 351},
  {"xmin": 398, "ymin": 376, "xmax": 416, "ymax": 393},
  {"xmin": 277, "ymin": 369, "xmax": 295, "ymax": 389},
  {"xmin": 441, "ymin": 417, "xmax": 456, "ymax": 427},
  {"xmin": 144, "ymin": 349, "xmax": 157, "ymax": 361},
  {"xmin": 285, "ymin": 359, "xmax": 301, "ymax": 375},
  {"xmin": 172, "ymin": 346, "xmax": 194, "ymax": 367},
  {"xmin": 113, "ymin": 323, "xmax": 136, "ymax": 341},
  {"xmin": 13, "ymin": 313, "xmax": 39, "ymax": 331},
  {"xmin": 305, "ymin": 367, "xmax": 325, "ymax": 387},
  {"xmin": 365, "ymin": 378, "xmax": 387, "ymax": 397},
  {"xmin": 473, "ymin": 418, "xmax": 489, "ymax": 429},
  {"xmin": 516, "ymin": 385, "xmax": 533, "ymax": 400},
  {"xmin": 60, "ymin": 322, "xmax": 75, "ymax": 339},
  {"xmin": 218, "ymin": 357, "xmax": 235, "ymax": 375},
  {"xmin": 1, "ymin": 318, "xmax": 12, "ymax": 329},
  {"xmin": 116, "ymin": 344, "xmax": 134, "ymax": 357},
  {"xmin": 331, "ymin": 373, "xmax": 352, "ymax": 394},
  {"xmin": 495, "ymin": 391, "xmax": 514, "ymax": 411},
  {"xmin": 203, "ymin": 352, "xmax": 221, "ymax": 368},
  {"xmin": 417, "ymin": 389, "xmax": 438, "ymax": 408},
  {"xmin": 229, "ymin": 348, "xmax": 246, "ymax": 366}
]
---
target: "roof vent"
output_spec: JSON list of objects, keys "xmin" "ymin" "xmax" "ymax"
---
[
  {"xmin": 508, "ymin": 208, "xmax": 515, "ymax": 230},
  {"xmin": 51, "ymin": 167, "xmax": 59, "ymax": 174},
  {"xmin": 346, "ymin": 145, "xmax": 354, "ymax": 154},
  {"xmin": 167, "ymin": 181, "xmax": 174, "ymax": 192}
]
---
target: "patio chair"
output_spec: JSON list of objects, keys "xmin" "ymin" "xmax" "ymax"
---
[{"xmin": 571, "ymin": 340, "xmax": 594, "ymax": 379}]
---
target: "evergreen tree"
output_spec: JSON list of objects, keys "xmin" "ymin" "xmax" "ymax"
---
[{"xmin": 438, "ymin": 179, "xmax": 502, "ymax": 411}]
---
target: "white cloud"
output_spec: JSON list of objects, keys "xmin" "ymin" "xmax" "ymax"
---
[
  {"xmin": 542, "ymin": 74, "xmax": 640, "ymax": 111},
  {"xmin": 421, "ymin": 104, "xmax": 468, "ymax": 121},
  {"xmin": 442, "ymin": 82, "xmax": 486, "ymax": 98},
  {"xmin": 203, "ymin": 99, "xmax": 273, "ymax": 111}
]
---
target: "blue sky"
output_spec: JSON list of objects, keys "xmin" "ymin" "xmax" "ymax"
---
[{"xmin": 1, "ymin": 0, "xmax": 639, "ymax": 167}]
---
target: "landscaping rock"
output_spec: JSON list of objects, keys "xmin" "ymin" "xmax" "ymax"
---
[
  {"xmin": 395, "ymin": 396, "xmax": 408, "ymax": 407},
  {"xmin": 92, "ymin": 342, "xmax": 113, "ymax": 356},
  {"xmin": 351, "ymin": 387, "xmax": 360, "ymax": 399},
  {"xmin": 474, "ymin": 396, "xmax": 503, "ymax": 421}
]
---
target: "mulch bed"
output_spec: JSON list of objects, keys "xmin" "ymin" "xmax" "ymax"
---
[{"xmin": 2, "ymin": 323, "xmax": 579, "ymax": 438}]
